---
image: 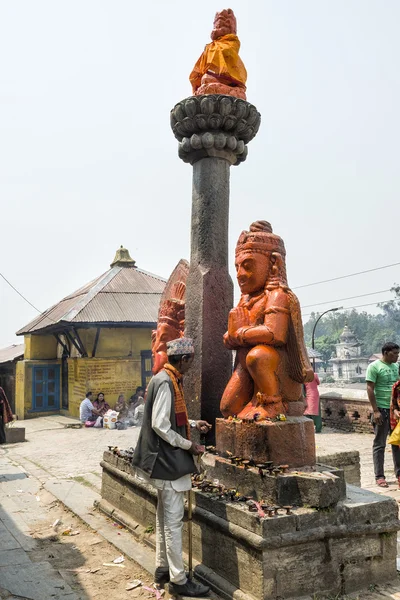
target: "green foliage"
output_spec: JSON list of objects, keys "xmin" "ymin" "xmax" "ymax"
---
[
  {"xmin": 314, "ymin": 335, "xmax": 338, "ymax": 368},
  {"xmin": 304, "ymin": 285, "xmax": 400, "ymax": 357}
]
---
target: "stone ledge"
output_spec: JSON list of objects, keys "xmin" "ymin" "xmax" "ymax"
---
[
  {"xmin": 201, "ymin": 453, "xmax": 345, "ymax": 508},
  {"xmin": 100, "ymin": 453, "xmax": 400, "ymax": 599}
]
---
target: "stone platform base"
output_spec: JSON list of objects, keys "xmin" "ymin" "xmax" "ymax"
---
[
  {"xmin": 216, "ymin": 416, "xmax": 316, "ymax": 467},
  {"xmin": 201, "ymin": 454, "xmax": 345, "ymax": 508},
  {"xmin": 100, "ymin": 451, "xmax": 400, "ymax": 600}
]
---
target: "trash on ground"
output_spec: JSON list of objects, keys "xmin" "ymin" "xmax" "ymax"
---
[
  {"xmin": 102, "ymin": 562, "xmax": 125, "ymax": 568},
  {"xmin": 143, "ymin": 585, "xmax": 164, "ymax": 599},
  {"xmin": 126, "ymin": 580, "xmax": 142, "ymax": 591},
  {"xmin": 61, "ymin": 527, "xmax": 80, "ymax": 536},
  {"xmin": 113, "ymin": 555, "xmax": 124, "ymax": 564},
  {"xmin": 52, "ymin": 518, "xmax": 61, "ymax": 529}
]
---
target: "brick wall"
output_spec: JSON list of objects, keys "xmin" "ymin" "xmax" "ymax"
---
[{"xmin": 321, "ymin": 394, "xmax": 373, "ymax": 433}]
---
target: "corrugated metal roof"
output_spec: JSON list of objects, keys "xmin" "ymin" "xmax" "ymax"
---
[
  {"xmin": 75, "ymin": 293, "xmax": 162, "ymax": 323},
  {"xmin": 104, "ymin": 268, "xmax": 166, "ymax": 294},
  {"xmin": 17, "ymin": 263, "xmax": 166, "ymax": 335},
  {"xmin": 0, "ymin": 344, "xmax": 24, "ymax": 363}
]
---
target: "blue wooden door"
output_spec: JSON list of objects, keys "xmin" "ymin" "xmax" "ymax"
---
[{"xmin": 32, "ymin": 365, "xmax": 60, "ymax": 411}]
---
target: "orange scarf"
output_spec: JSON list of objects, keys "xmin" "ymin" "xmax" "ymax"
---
[{"xmin": 163, "ymin": 363, "xmax": 190, "ymax": 440}]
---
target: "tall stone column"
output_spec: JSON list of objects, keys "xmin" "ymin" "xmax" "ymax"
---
[{"xmin": 170, "ymin": 94, "xmax": 261, "ymax": 437}]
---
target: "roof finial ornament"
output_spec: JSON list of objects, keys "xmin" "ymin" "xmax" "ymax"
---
[{"xmin": 110, "ymin": 246, "xmax": 136, "ymax": 268}]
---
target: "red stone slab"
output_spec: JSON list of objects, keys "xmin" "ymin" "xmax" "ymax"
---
[{"xmin": 215, "ymin": 416, "xmax": 316, "ymax": 468}]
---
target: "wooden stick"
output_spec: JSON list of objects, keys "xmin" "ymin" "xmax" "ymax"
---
[{"xmin": 187, "ymin": 489, "xmax": 193, "ymax": 579}]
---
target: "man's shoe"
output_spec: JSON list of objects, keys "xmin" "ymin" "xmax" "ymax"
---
[
  {"xmin": 169, "ymin": 579, "xmax": 210, "ymax": 597},
  {"xmin": 154, "ymin": 566, "xmax": 170, "ymax": 587}
]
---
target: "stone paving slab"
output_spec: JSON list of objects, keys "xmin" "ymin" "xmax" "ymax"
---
[
  {"xmin": 0, "ymin": 562, "xmax": 77, "ymax": 600},
  {"xmin": 0, "ymin": 525, "xmax": 21, "ymax": 551},
  {"xmin": 0, "ymin": 547, "xmax": 32, "ymax": 567}
]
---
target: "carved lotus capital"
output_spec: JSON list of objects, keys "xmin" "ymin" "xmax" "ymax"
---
[{"xmin": 170, "ymin": 95, "xmax": 261, "ymax": 166}]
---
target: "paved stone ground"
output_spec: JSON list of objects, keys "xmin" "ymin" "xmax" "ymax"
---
[
  {"xmin": 4, "ymin": 416, "xmax": 398, "ymax": 499},
  {"xmin": 0, "ymin": 453, "xmax": 79, "ymax": 599},
  {"xmin": 3, "ymin": 416, "xmax": 400, "ymax": 599},
  {"xmin": 316, "ymin": 428, "xmax": 400, "ymax": 501},
  {"xmin": 1, "ymin": 416, "xmax": 141, "ymax": 493}
]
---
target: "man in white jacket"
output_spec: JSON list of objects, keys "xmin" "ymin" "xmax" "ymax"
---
[{"xmin": 132, "ymin": 337, "xmax": 211, "ymax": 597}]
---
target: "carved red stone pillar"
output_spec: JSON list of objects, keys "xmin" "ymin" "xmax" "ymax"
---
[{"xmin": 170, "ymin": 95, "xmax": 261, "ymax": 439}]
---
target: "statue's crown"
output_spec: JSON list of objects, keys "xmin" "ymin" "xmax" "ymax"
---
[{"xmin": 235, "ymin": 220, "xmax": 286, "ymax": 257}]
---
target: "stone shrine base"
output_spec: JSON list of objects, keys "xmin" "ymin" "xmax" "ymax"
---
[
  {"xmin": 215, "ymin": 416, "xmax": 316, "ymax": 468},
  {"xmin": 201, "ymin": 454, "xmax": 346, "ymax": 509},
  {"xmin": 99, "ymin": 451, "xmax": 400, "ymax": 600}
]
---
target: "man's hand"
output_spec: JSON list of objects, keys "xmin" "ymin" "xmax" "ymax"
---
[
  {"xmin": 373, "ymin": 410, "xmax": 383, "ymax": 425},
  {"xmin": 189, "ymin": 442, "xmax": 205, "ymax": 456},
  {"xmin": 196, "ymin": 420, "xmax": 212, "ymax": 434}
]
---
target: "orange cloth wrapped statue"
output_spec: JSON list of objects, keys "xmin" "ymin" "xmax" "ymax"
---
[
  {"xmin": 189, "ymin": 9, "xmax": 247, "ymax": 100},
  {"xmin": 220, "ymin": 221, "xmax": 314, "ymax": 421}
]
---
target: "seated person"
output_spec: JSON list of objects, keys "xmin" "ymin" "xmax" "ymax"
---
[
  {"xmin": 129, "ymin": 386, "xmax": 145, "ymax": 412},
  {"xmin": 93, "ymin": 392, "xmax": 110, "ymax": 416},
  {"xmin": 131, "ymin": 398, "xmax": 145, "ymax": 427},
  {"xmin": 115, "ymin": 394, "xmax": 128, "ymax": 420},
  {"xmin": 79, "ymin": 391, "xmax": 101, "ymax": 426}
]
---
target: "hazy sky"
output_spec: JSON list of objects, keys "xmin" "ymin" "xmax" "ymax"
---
[{"xmin": 1, "ymin": 1, "xmax": 399, "ymax": 347}]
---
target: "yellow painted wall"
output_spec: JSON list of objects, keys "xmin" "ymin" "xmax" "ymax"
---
[
  {"xmin": 67, "ymin": 357, "xmax": 142, "ymax": 417},
  {"xmin": 15, "ymin": 361, "xmax": 26, "ymax": 419},
  {"xmin": 18, "ymin": 327, "xmax": 153, "ymax": 419},
  {"xmin": 15, "ymin": 359, "xmax": 61, "ymax": 419},
  {"xmin": 70, "ymin": 327, "xmax": 152, "ymax": 359},
  {"xmin": 24, "ymin": 334, "xmax": 57, "ymax": 360}
]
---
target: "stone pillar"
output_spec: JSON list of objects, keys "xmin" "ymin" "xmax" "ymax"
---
[{"xmin": 170, "ymin": 94, "xmax": 261, "ymax": 437}]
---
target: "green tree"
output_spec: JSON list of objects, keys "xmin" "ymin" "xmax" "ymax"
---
[
  {"xmin": 303, "ymin": 285, "xmax": 400, "ymax": 358},
  {"xmin": 314, "ymin": 335, "xmax": 337, "ymax": 371}
]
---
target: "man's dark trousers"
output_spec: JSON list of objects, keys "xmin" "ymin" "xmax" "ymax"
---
[{"xmin": 373, "ymin": 408, "xmax": 400, "ymax": 480}]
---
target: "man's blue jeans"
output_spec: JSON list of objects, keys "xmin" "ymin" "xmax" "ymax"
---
[{"xmin": 372, "ymin": 407, "xmax": 400, "ymax": 480}]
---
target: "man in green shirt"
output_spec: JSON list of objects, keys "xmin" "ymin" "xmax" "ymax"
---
[{"xmin": 366, "ymin": 342, "xmax": 400, "ymax": 488}]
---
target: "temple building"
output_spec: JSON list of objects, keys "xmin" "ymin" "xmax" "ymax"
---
[
  {"xmin": 0, "ymin": 344, "xmax": 24, "ymax": 412},
  {"xmin": 15, "ymin": 247, "xmax": 165, "ymax": 419},
  {"xmin": 329, "ymin": 324, "xmax": 370, "ymax": 383}
]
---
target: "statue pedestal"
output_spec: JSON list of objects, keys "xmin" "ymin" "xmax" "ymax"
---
[
  {"xmin": 215, "ymin": 416, "xmax": 316, "ymax": 468},
  {"xmin": 99, "ymin": 451, "xmax": 400, "ymax": 600}
]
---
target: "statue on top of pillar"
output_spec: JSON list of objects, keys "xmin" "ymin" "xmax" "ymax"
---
[
  {"xmin": 189, "ymin": 8, "xmax": 247, "ymax": 100},
  {"xmin": 220, "ymin": 221, "xmax": 314, "ymax": 421}
]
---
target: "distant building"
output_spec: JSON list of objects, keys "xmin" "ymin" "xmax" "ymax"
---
[
  {"xmin": 15, "ymin": 247, "xmax": 165, "ymax": 419},
  {"xmin": 329, "ymin": 325, "xmax": 370, "ymax": 383},
  {"xmin": 0, "ymin": 344, "xmax": 24, "ymax": 412}
]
